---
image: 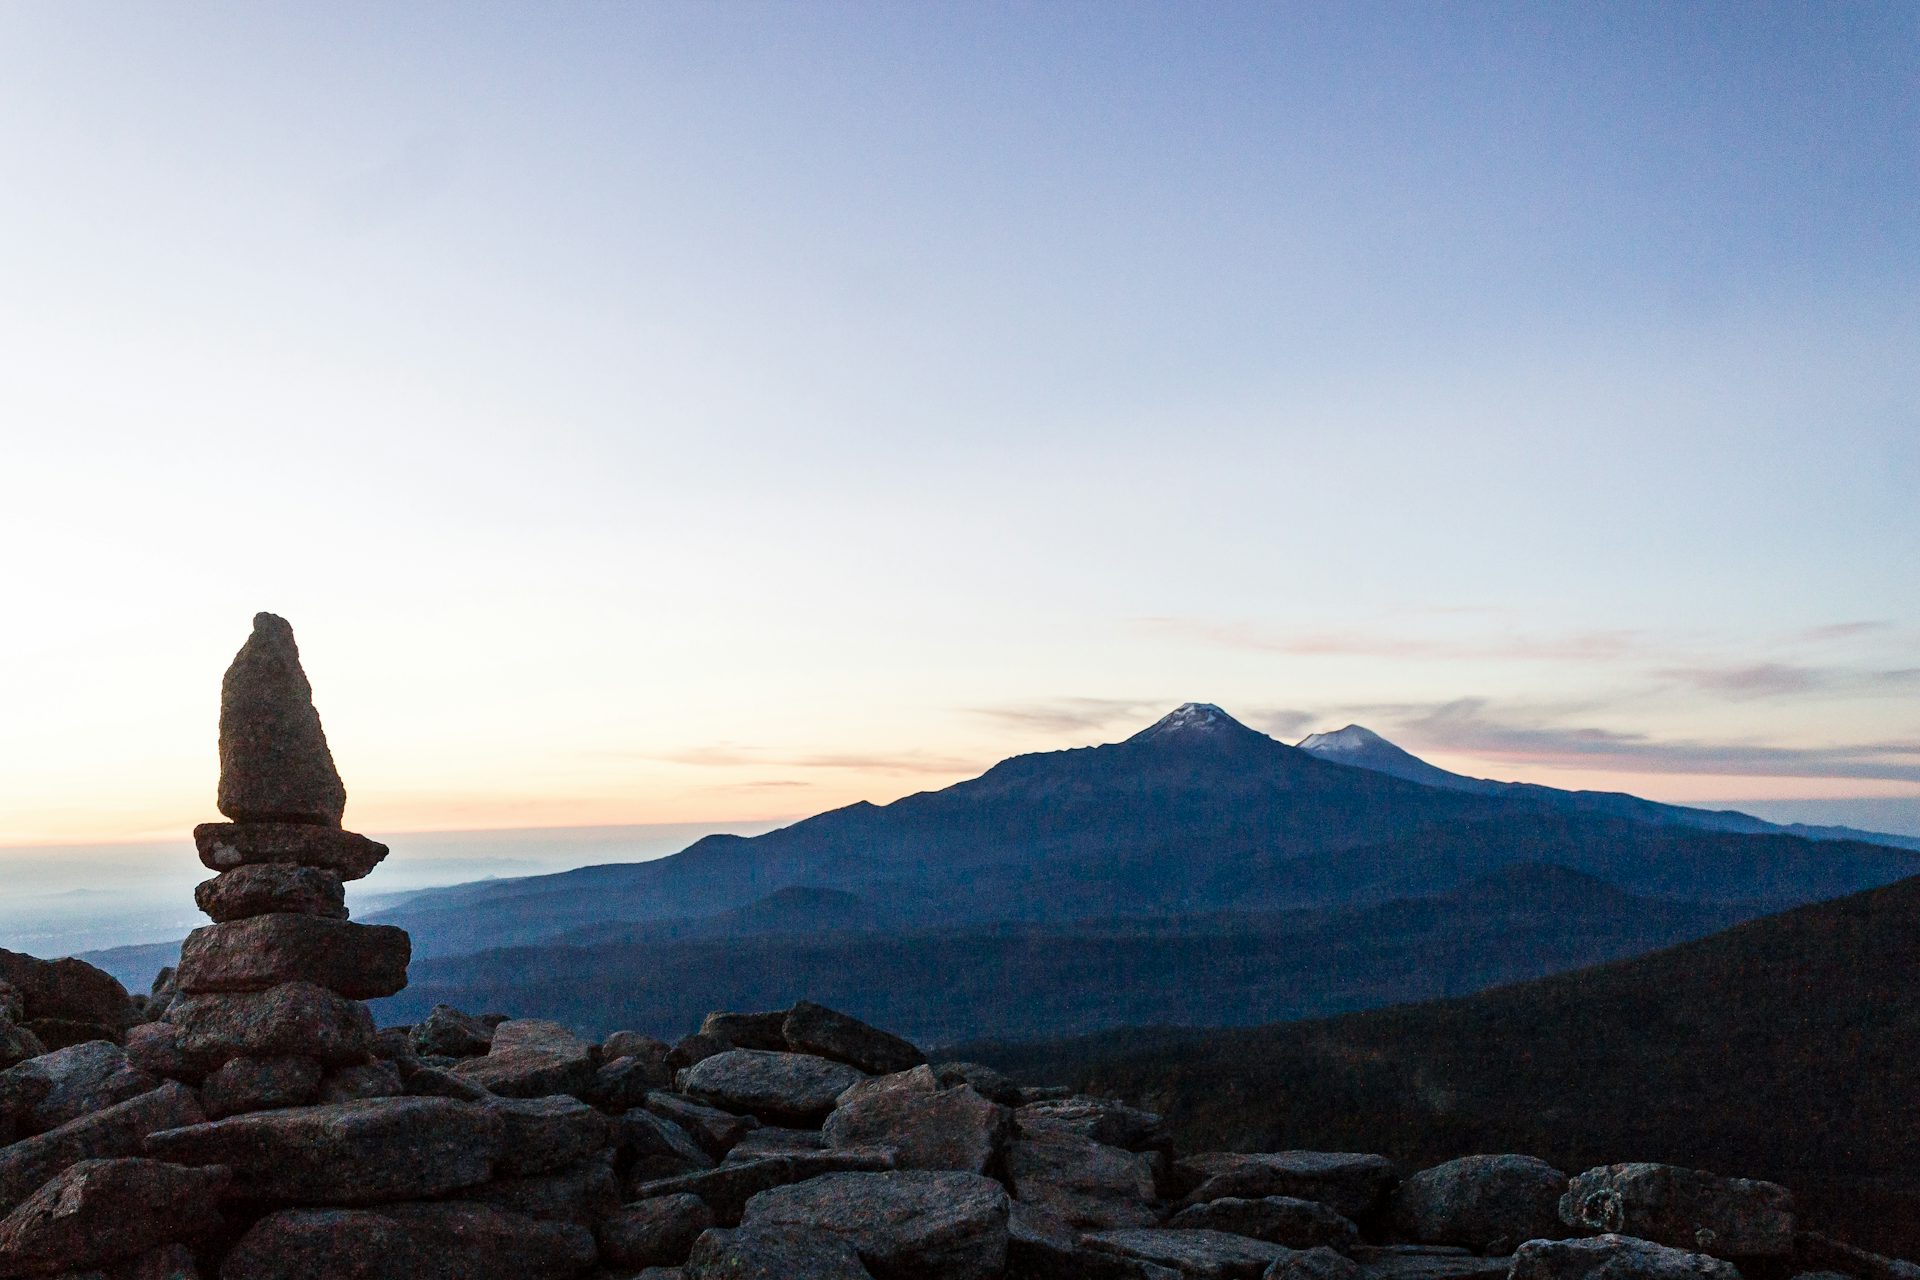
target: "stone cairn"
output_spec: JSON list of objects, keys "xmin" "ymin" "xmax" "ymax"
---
[
  {"xmin": 160, "ymin": 611, "xmax": 411, "ymax": 1115},
  {"xmin": 0, "ymin": 615, "xmax": 1915, "ymax": 1279}
]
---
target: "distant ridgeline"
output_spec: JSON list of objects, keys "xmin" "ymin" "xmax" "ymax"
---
[{"xmin": 344, "ymin": 704, "xmax": 1920, "ymax": 1047}]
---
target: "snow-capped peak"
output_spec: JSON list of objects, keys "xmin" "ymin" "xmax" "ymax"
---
[
  {"xmin": 1295, "ymin": 724, "xmax": 1388, "ymax": 755},
  {"xmin": 1127, "ymin": 702, "xmax": 1251, "ymax": 743}
]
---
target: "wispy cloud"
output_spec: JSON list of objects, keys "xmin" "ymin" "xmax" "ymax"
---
[
  {"xmin": 1140, "ymin": 618, "xmax": 1650, "ymax": 663},
  {"xmin": 1795, "ymin": 620, "xmax": 1895, "ymax": 643},
  {"xmin": 1656, "ymin": 662, "xmax": 1920, "ymax": 699},
  {"xmin": 1391, "ymin": 698, "xmax": 1920, "ymax": 783},
  {"xmin": 648, "ymin": 745, "xmax": 984, "ymax": 776},
  {"xmin": 968, "ymin": 698, "xmax": 1159, "ymax": 735}
]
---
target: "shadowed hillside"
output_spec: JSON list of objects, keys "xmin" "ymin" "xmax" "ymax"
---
[{"xmin": 969, "ymin": 871, "xmax": 1920, "ymax": 1257}]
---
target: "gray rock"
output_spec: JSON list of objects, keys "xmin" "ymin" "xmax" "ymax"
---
[
  {"xmin": 621, "ymin": 1108, "xmax": 717, "ymax": 1181},
  {"xmin": 825, "ymin": 1082, "xmax": 1011, "ymax": 1175},
  {"xmin": 1084, "ymin": 1227, "xmax": 1295, "ymax": 1279},
  {"xmin": 400, "ymin": 1061, "xmax": 492, "ymax": 1102},
  {"xmin": 193, "ymin": 822, "xmax": 388, "ymax": 881},
  {"xmin": 632, "ymin": 1150, "xmax": 897, "ymax": 1225},
  {"xmin": 600, "ymin": 1192, "xmax": 716, "ymax": 1268},
  {"xmin": 54, "ymin": 1241, "xmax": 203, "ymax": 1279},
  {"xmin": 701, "ymin": 1010, "xmax": 792, "ymax": 1052},
  {"xmin": 684, "ymin": 1049, "xmax": 867, "ymax": 1125},
  {"xmin": 215, "ymin": 612, "xmax": 347, "ymax": 827},
  {"xmin": 0, "ymin": 1158, "xmax": 228, "ymax": 1278},
  {"xmin": 450, "ymin": 1018, "xmax": 596, "ymax": 1099},
  {"xmin": 3, "ymin": 1040, "xmax": 158, "ymax": 1134},
  {"xmin": 0, "ymin": 983, "xmax": 23, "ymax": 1025},
  {"xmin": 1350, "ymin": 1245, "xmax": 1513, "ymax": 1280},
  {"xmin": 588, "ymin": 1053, "xmax": 672, "ymax": 1111},
  {"xmin": 193, "ymin": 864, "xmax": 346, "ymax": 923},
  {"xmin": 1392, "ymin": 1154, "xmax": 1567, "ymax": 1250},
  {"xmin": 0, "ymin": 950, "xmax": 136, "ymax": 1031},
  {"xmin": 0, "ymin": 1021, "xmax": 46, "ymax": 1072},
  {"xmin": 165, "ymin": 981, "xmax": 375, "ymax": 1068},
  {"xmin": 1180, "ymin": 1152, "xmax": 1397, "ymax": 1218},
  {"xmin": 837, "ymin": 1064, "xmax": 941, "ymax": 1109},
  {"xmin": 667, "ymin": 1032, "xmax": 733, "ymax": 1073},
  {"xmin": 934, "ymin": 1060, "xmax": 1026, "ymax": 1106},
  {"xmin": 782, "ymin": 1001, "xmax": 926, "ymax": 1076},
  {"xmin": 199, "ymin": 1054, "xmax": 322, "ymax": 1118},
  {"xmin": 220, "ymin": 1200, "xmax": 596, "ymax": 1280},
  {"xmin": 0, "ymin": 1073, "xmax": 49, "ymax": 1148},
  {"xmin": 1270, "ymin": 1247, "xmax": 1363, "ymax": 1280},
  {"xmin": 487, "ymin": 1094, "xmax": 610, "ymax": 1176},
  {"xmin": 684, "ymin": 1222, "xmax": 875, "ymax": 1279},
  {"xmin": 1560, "ymin": 1164, "xmax": 1794, "ymax": 1257},
  {"xmin": 175, "ymin": 915, "xmax": 409, "ymax": 1000},
  {"xmin": 144, "ymin": 1097, "xmax": 505, "ymax": 1204},
  {"xmin": 726, "ymin": 1126, "xmax": 828, "ymax": 1161},
  {"xmin": 317, "ymin": 1059, "xmax": 404, "ymax": 1103},
  {"xmin": 1512, "ymin": 1234, "xmax": 1743, "ymax": 1280},
  {"xmin": 604, "ymin": 1030, "xmax": 672, "ymax": 1063},
  {"xmin": 1018, "ymin": 1096, "xmax": 1167, "ymax": 1152},
  {"xmin": 26, "ymin": 1018, "xmax": 124, "ymax": 1054},
  {"xmin": 1795, "ymin": 1231, "xmax": 1920, "ymax": 1280},
  {"xmin": 741, "ymin": 1168, "xmax": 1009, "ymax": 1280},
  {"xmin": 1008, "ymin": 1135, "xmax": 1160, "ymax": 1230},
  {"xmin": 123, "ymin": 1024, "xmax": 195, "ymax": 1083},
  {"xmin": 1169, "ymin": 1197, "xmax": 1360, "ymax": 1250},
  {"xmin": 645, "ymin": 1091, "xmax": 759, "ymax": 1157},
  {"xmin": 413, "ymin": 1004, "xmax": 497, "ymax": 1058},
  {"xmin": 468, "ymin": 1152, "xmax": 619, "ymax": 1225},
  {"xmin": 1007, "ymin": 1200, "xmax": 1185, "ymax": 1279},
  {"xmin": 0, "ymin": 1082, "xmax": 204, "ymax": 1215}
]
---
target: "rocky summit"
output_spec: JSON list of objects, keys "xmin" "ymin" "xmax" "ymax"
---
[{"xmin": 0, "ymin": 617, "xmax": 1916, "ymax": 1278}]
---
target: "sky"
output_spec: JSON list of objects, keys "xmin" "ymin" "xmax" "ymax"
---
[{"xmin": 2, "ymin": 2, "xmax": 1916, "ymax": 856}]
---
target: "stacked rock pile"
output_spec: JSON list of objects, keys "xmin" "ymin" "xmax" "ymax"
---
[{"xmin": 0, "ymin": 615, "xmax": 1916, "ymax": 1279}]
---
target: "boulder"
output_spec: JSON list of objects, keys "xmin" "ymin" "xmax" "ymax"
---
[
  {"xmin": 56, "ymin": 1242, "xmax": 203, "ymax": 1279},
  {"xmin": 124, "ymin": 1024, "xmax": 196, "ymax": 1082},
  {"xmin": 587, "ymin": 1054, "xmax": 671, "ymax": 1111},
  {"xmin": 1560, "ymin": 1164, "xmax": 1794, "ymax": 1257},
  {"xmin": 487, "ymin": 1094, "xmax": 610, "ymax": 1177},
  {"xmin": 599, "ymin": 1192, "xmax": 716, "ymax": 1268},
  {"xmin": 3, "ymin": 1040, "xmax": 159, "ymax": 1134},
  {"xmin": 0, "ymin": 1074, "xmax": 49, "ymax": 1148},
  {"xmin": 645, "ymin": 1092, "xmax": 759, "ymax": 1157},
  {"xmin": 781, "ymin": 1001, "xmax": 926, "ymax": 1076},
  {"xmin": 468, "ymin": 1152, "xmax": 620, "ymax": 1225},
  {"xmin": 1083, "ymin": 1228, "xmax": 1296, "ymax": 1279},
  {"xmin": 1007, "ymin": 1134, "xmax": 1160, "ymax": 1230},
  {"xmin": 741, "ymin": 1168, "xmax": 1009, "ymax": 1280},
  {"xmin": 620, "ymin": 1108, "xmax": 717, "ymax": 1182},
  {"xmin": 452, "ymin": 1020, "xmax": 595, "ymax": 1099},
  {"xmin": 193, "ymin": 864, "xmax": 346, "ymax": 923},
  {"xmin": 165, "ymin": 981, "xmax": 375, "ymax": 1068},
  {"xmin": 934, "ymin": 1060, "xmax": 1026, "ymax": 1106},
  {"xmin": 632, "ymin": 1150, "xmax": 896, "ymax": 1226},
  {"xmin": 1271, "ymin": 1247, "xmax": 1364, "ymax": 1280},
  {"xmin": 1170, "ymin": 1197, "xmax": 1361, "ymax": 1251},
  {"xmin": 701, "ymin": 1010, "xmax": 792, "ymax": 1052},
  {"xmin": 144, "ymin": 1097, "xmax": 505, "ymax": 1204},
  {"xmin": 684, "ymin": 1222, "xmax": 875, "ymax": 1279},
  {"xmin": 682, "ymin": 1049, "xmax": 866, "ymax": 1125},
  {"xmin": 666, "ymin": 1032, "xmax": 732, "ymax": 1072},
  {"xmin": 0, "ymin": 983, "xmax": 22, "ymax": 1023},
  {"xmin": 1018, "ymin": 1097, "xmax": 1168, "ymax": 1152},
  {"xmin": 193, "ymin": 823, "xmax": 388, "ymax": 882},
  {"xmin": 398, "ymin": 1062, "xmax": 491, "ymax": 1103},
  {"xmin": 1392, "ymin": 1155, "xmax": 1568, "ymax": 1251},
  {"xmin": 199, "ymin": 1055, "xmax": 322, "ymax": 1119},
  {"xmin": 175, "ymin": 915, "xmax": 409, "ymax": 1000},
  {"xmin": 824, "ymin": 1083, "xmax": 1011, "ymax": 1175},
  {"xmin": 1006, "ymin": 1200, "xmax": 1184, "ymax": 1280},
  {"xmin": 1511, "ymin": 1233, "xmax": 1742, "ymax": 1280},
  {"xmin": 604, "ymin": 1030, "xmax": 672, "ymax": 1065},
  {"xmin": 0, "ymin": 1158, "xmax": 228, "ymax": 1278},
  {"xmin": 214, "ymin": 612, "xmax": 348, "ymax": 827},
  {"xmin": 0, "ymin": 951, "xmax": 136, "ymax": 1031},
  {"xmin": 0, "ymin": 1022, "xmax": 46, "ymax": 1072},
  {"xmin": 837, "ymin": 1064, "xmax": 941, "ymax": 1109},
  {"xmin": 1795, "ymin": 1231, "xmax": 1920, "ymax": 1280},
  {"xmin": 317, "ymin": 1060, "xmax": 404, "ymax": 1103},
  {"xmin": 412, "ymin": 1005, "xmax": 496, "ymax": 1059},
  {"xmin": 727, "ymin": 1126, "xmax": 829, "ymax": 1161},
  {"xmin": 1180, "ymin": 1153, "xmax": 1397, "ymax": 1218},
  {"xmin": 26, "ymin": 1019, "xmax": 123, "ymax": 1053},
  {"xmin": 219, "ymin": 1200, "xmax": 596, "ymax": 1280},
  {"xmin": 1350, "ymin": 1245, "xmax": 1513, "ymax": 1280},
  {"xmin": 0, "ymin": 1083, "xmax": 204, "ymax": 1214}
]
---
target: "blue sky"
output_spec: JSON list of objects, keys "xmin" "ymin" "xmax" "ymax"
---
[{"xmin": 1, "ymin": 2, "xmax": 1914, "ymax": 845}]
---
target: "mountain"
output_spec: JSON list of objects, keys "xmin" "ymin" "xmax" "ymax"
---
[
  {"xmin": 969, "ymin": 869, "xmax": 1920, "ymax": 1257},
  {"xmin": 375, "ymin": 704, "xmax": 1920, "ymax": 960},
  {"xmin": 374, "ymin": 862, "xmax": 1754, "ymax": 1044},
  {"xmin": 1297, "ymin": 723, "xmax": 1920, "ymax": 851}
]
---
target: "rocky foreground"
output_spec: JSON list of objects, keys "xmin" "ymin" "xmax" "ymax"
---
[
  {"xmin": 0, "ymin": 968, "xmax": 1911, "ymax": 1280},
  {"xmin": 2, "ymin": 615, "xmax": 1912, "ymax": 1278}
]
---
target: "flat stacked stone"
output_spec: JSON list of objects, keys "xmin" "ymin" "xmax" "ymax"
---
[{"xmin": 161, "ymin": 614, "xmax": 405, "ymax": 1110}]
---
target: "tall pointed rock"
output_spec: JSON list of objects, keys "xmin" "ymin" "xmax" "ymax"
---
[{"xmin": 216, "ymin": 612, "xmax": 347, "ymax": 827}]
